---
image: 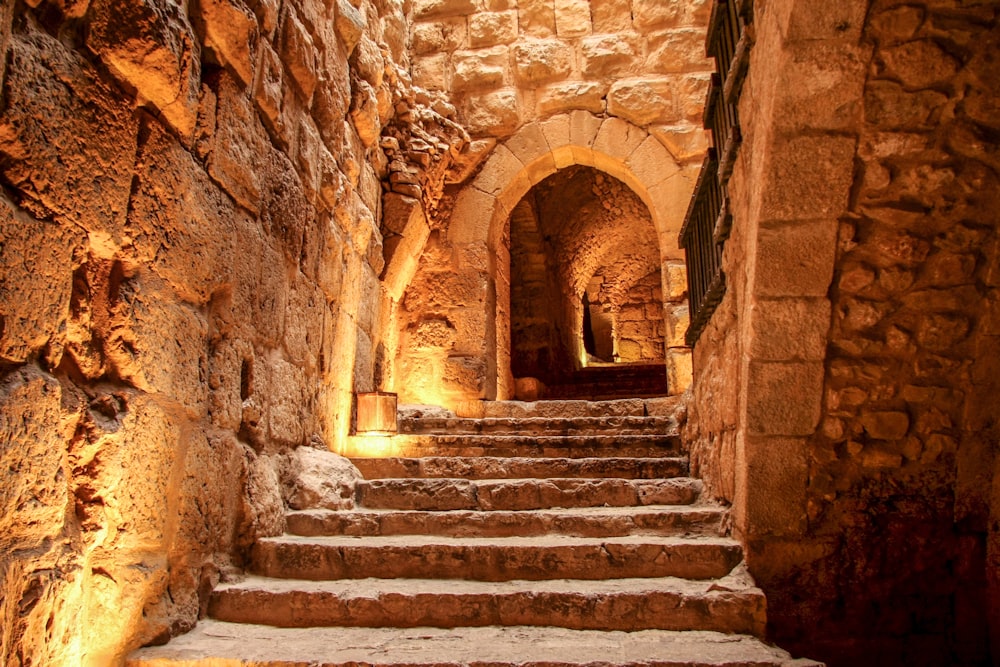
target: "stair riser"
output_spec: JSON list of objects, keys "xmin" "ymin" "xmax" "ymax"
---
[
  {"xmin": 384, "ymin": 446, "xmax": 681, "ymax": 458},
  {"xmin": 209, "ymin": 589, "xmax": 766, "ymax": 636},
  {"xmin": 252, "ymin": 541, "xmax": 743, "ymax": 582},
  {"xmin": 357, "ymin": 478, "xmax": 700, "ymax": 511},
  {"xmin": 286, "ymin": 509, "xmax": 726, "ymax": 539},
  {"xmin": 351, "ymin": 457, "xmax": 688, "ymax": 480},
  {"xmin": 397, "ymin": 435, "xmax": 681, "ymax": 449},
  {"xmin": 398, "ymin": 417, "xmax": 675, "ymax": 437}
]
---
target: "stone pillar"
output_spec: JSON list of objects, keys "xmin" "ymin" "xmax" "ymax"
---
[{"xmin": 663, "ymin": 260, "xmax": 692, "ymax": 394}]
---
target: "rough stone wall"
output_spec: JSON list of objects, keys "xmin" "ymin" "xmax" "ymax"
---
[
  {"xmin": 408, "ymin": 0, "xmax": 713, "ymax": 148},
  {"xmin": 0, "ymin": 0, "xmax": 410, "ymax": 662},
  {"xmin": 391, "ymin": 0, "xmax": 715, "ymax": 408},
  {"xmin": 684, "ymin": 0, "xmax": 1000, "ymax": 664}
]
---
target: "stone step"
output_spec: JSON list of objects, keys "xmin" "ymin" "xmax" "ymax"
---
[
  {"xmin": 357, "ymin": 477, "xmax": 701, "ymax": 511},
  {"xmin": 388, "ymin": 433, "xmax": 681, "ymax": 458},
  {"xmin": 286, "ymin": 504, "xmax": 727, "ymax": 538},
  {"xmin": 351, "ymin": 455, "xmax": 688, "ymax": 479},
  {"xmin": 127, "ymin": 622, "xmax": 820, "ymax": 667},
  {"xmin": 252, "ymin": 534, "xmax": 744, "ymax": 582},
  {"xmin": 398, "ymin": 415, "xmax": 676, "ymax": 436},
  {"xmin": 405, "ymin": 397, "xmax": 680, "ymax": 420},
  {"xmin": 208, "ymin": 571, "xmax": 767, "ymax": 636}
]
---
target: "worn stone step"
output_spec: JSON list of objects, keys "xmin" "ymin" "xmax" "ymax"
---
[
  {"xmin": 286, "ymin": 504, "xmax": 727, "ymax": 538},
  {"xmin": 127, "ymin": 622, "xmax": 820, "ymax": 667},
  {"xmin": 252, "ymin": 534, "xmax": 744, "ymax": 582},
  {"xmin": 208, "ymin": 571, "xmax": 767, "ymax": 636},
  {"xmin": 351, "ymin": 455, "xmax": 688, "ymax": 480},
  {"xmin": 357, "ymin": 477, "xmax": 701, "ymax": 511},
  {"xmin": 398, "ymin": 415, "xmax": 676, "ymax": 436},
  {"xmin": 389, "ymin": 433, "xmax": 681, "ymax": 458}
]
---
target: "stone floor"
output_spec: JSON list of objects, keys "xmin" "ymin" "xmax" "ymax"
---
[{"xmin": 127, "ymin": 399, "xmax": 822, "ymax": 667}]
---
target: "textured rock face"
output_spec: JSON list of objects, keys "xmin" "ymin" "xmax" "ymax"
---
[
  {"xmin": 684, "ymin": 0, "xmax": 1000, "ymax": 665},
  {"xmin": 0, "ymin": 0, "xmax": 411, "ymax": 662}
]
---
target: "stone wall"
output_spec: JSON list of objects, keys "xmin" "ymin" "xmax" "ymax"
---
[
  {"xmin": 0, "ymin": 0, "xmax": 412, "ymax": 662},
  {"xmin": 684, "ymin": 0, "xmax": 1000, "ymax": 664},
  {"xmin": 390, "ymin": 0, "xmax": 715, "ymax": 408}
]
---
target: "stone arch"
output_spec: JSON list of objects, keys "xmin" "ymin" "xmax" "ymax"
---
[{"xmin": 445, "ymin": 111, "xmax": 697, "ymax": 402}]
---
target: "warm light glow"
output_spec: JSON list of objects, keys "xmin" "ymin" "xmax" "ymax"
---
[
  {"xmin": 355, "ymin": 391, "xmax": 398, "ymax": 435},
  {"xmin": 344, "ymin": 434, "xmax": 404, "ymax": 458}
]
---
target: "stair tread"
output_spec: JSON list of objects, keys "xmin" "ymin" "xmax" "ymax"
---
[
  {"xmin": 127, "ymin": 622, "xmax": 805, "ymax": 667},
  {"xmin": 217, "ymin": 571, "xmax": 762, "ymax": 597},
  {"xmin": 351, "ymin": 456, "xmax": 689, "ymax": 480},
  {"xmin": 289, "ymin": 503, "xmax": 724, "ymax": 519},
  {"xmin": 259, "ymin": 533, "xmax": 739, "ymax": 548}
]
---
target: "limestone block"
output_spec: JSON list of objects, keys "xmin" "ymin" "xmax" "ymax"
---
[
  {"xmin": 413, "ymin": 0, "xmax": 475, "ymax": 20},
  {"xmin": 565, "ymin": 109, "xmax": 601, "ymax": 152},
  {"xmin": 261, "ymin": 147, "xmax": 316, "ymax": 262},
  {"xmin": 473, "ymin": 144, "xmax": 525, "ymax": 198},
  {"xmin": 193, "ymin": 0, "xmax": 258, "ymax": 86},
  {"xmin": 241, "ymin": 450, "xmax": 286, "ymax": 542},
  {"xmin": 662, "ymin": 261, "xmax": 688, "ymax": 301},
  {"xmin": 651, "ymin": 124, "xmax": 710, "ymax": 163},
  {"xmin": 0, "ymin": 367, "xmax": 70, "ymax": 549},
  {"xmin": 124, "ymin": 292, "xmax": 210, "ymax": 417},
  {"xmin": 463, "ymin": 89, "xmax": 521, "ymax": 137},
  {"xmin": 503, "ymin": 121, "xmax": 554, "ymax": 168},
  {"xmin": 334, "ymin": 0, "xmax": 365, "ymax": 54},
  {"xmin": 0, "ymin": 31, "xmax": 137, "ymax": 236},
  {"xmin": 352, "ymin": 35, "xmax": 386, "ymax": 89},
  {"xmin": 554, "ymin": 0, "xmax": 591, "ymax": 37},
  {"xmin": 631, "ymin": 0, "xmax": 684, "ymax": 29},
  {"xmin": 666, "ymin": 347, "xmax": 692, "ymax": 394},
  {"xmin": 0, "ymin": 199, "xmax": 77, "ymax": 364},
  {"xmin": 87, "ymin": 0, "xmax": 200, "ymax": 140},
  {"xmin": 538, "ymin": 113, "xmax": 572, "ymax": 152},
  {"xmin": 745, "ymin": 361, "xmax": 824, "ymax": 436},
  {"xmin": 646, "ymin": 29, "xmax": 711, "ymax": 74},
  {"xmin": 452, "ymin": 46, "xmax": 509, "ymax": 91},
  {"xmin": 350, "ymin": 79, "xmax": 381, "ymax": 146},
  {"xmin": 538, "ymin": 81, "xmax": 606, "ymax": 115},
  {"xmin": 593, "ymin": 117, "xmax": 647, "ymax": 163},
  {"xmin": 518, "ymin": 0, "xmax": 556, "ymax": 37},
  {"xmin": 413, "ymin": 52, "xmax": 448, "ymax": 90},
  {"xmin": 266, "ymin": 354, "xmax": 308, "ymax": 446},
  {"xmin": 283, "ymin": 445, "xmax": 362, "ymax": 510},
  {"xmin": 863, "ymin": 81, "xmax": 948, "ymax": 131},
  {"xmin": 768, "ymin": 42, "xmax": 869, "ymax": 133},
  {"xmin": 742, "ymin": 436, "xmax": 808, "ymax": 538},
  {"xmin": 513, "ymin": 40, "xmax": 573, "ymax": 86},
  {"xmin": 312, "ymin": 52, "xmax": 351, "ymax": 150},
  {"xmin": 581, "ymin": 34, "xmax": 639, "ymax": 78},
  {"xmin": 776, "ymin": 0, "xmax": 868, "ymax": 42},
  {"xmin": 666, "ymin": 305, "xmax": 690, "ymax": 349},
  {"xmin": 469, "ymin": 10, "xmax": 518, "ymax": 47},
  {"xmin": 249, "ymin": 0, "xmax": 279, "ymax": 36},
  {"xmin": 608, "ymin": 78, "xmax": 675, "ymax": 126},
  {"xmin": 280, "ymin": 8, "xmax": 318, "ymax": 102},
  {"xmin": 411, "ymin": 18, "xmax": 467, "ymax": 55},
  {"xmin": 253, "ymin": 41, "xmax": 284, "ymax": 127},
  {"xmin": 208, "ymin": 73, "xmax": 272, "ymax": 214},
  {"xmin": 175, "ymin": 431, "xmax": 244, "ymax": 555},
  {"xmin": 753, "ymin": 221, "xmax": 837, "ymax": 298},
  {"xmin": 132, "ymin": 125, "xmax": 241, "ymax": 307},
  {"xmin": 626, "ymin": 135, "xmax": 682, "ymax": 191},
  {"xmin": 675, "ymin": 73, "xmax": 712, "ymax": 123},
  {"xmin": 749, "ymin": 298, "xmax": 831, "ymax": 362},
  {"xmin": 591, "ymin": 0, "xmax": 630, "ymax": 32},
  {"xmin": 860, "ymin": 411, "xmax": 910, "ymax": 440}
]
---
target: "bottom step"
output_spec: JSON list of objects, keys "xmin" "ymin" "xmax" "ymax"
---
[{"xmin": 126, "ymin": 621, "xmax": 822, "ymax": 667}]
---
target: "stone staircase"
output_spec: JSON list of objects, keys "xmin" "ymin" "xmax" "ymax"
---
[{"xmin": 127, "ymin": 399, "xmax": 819, "ymax": 667}]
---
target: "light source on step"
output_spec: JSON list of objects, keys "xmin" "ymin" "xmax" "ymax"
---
[{"xmin": 355, "ymin": 391, "xmax": 398, "ymax": 436}]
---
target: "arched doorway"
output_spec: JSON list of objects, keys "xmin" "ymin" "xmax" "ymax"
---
[{"xmin": 506, "ymin": 165, "xmax": 666, "ymax": 398}]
